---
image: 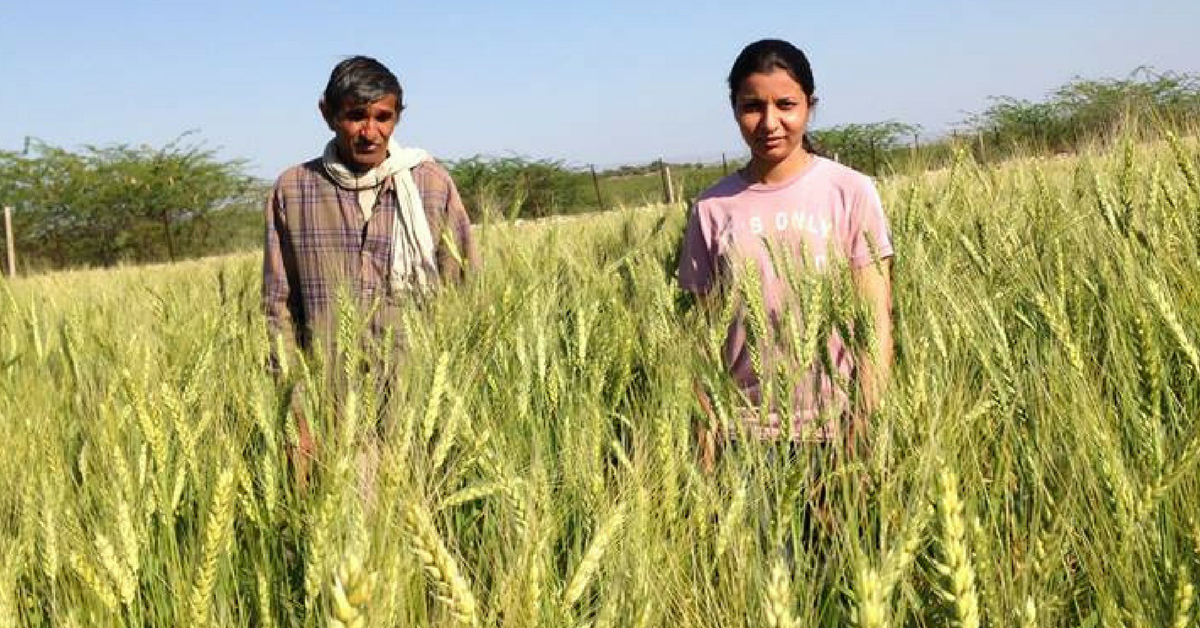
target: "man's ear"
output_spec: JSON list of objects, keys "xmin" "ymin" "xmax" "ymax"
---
[{"xmin": 318, "ymin": 99, "xmax": 335, "ymax": 131}]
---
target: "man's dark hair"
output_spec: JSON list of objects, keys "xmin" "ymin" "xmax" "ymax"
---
[{"xmin": 322, "ymin": 56, "xmax": 404, "ymax": 116}]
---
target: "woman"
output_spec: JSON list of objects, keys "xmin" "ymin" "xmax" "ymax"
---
[{"xmin": 678, "ymin": 39, "xmax": 894, "ymax": 458}]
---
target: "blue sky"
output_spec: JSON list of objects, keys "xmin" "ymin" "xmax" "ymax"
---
[{"xmin": 2, "ymin": 0, "xmax": 1197, "ymax": 178}]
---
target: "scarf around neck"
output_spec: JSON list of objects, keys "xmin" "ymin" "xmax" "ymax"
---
[{"xmin": 322, "ymin": 138, "xmax": 438, "ymax": 293}]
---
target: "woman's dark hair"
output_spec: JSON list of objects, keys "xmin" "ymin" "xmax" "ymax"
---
[
  {"xmin": 727, "ymin": 39, "xmax": 819, "ymax": 154},
  {"xmin": 322, "ymin": 56, "xmax": 404, "ymax": 116}
]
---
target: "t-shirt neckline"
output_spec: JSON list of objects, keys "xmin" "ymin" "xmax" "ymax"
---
[{"xmin": 737, "ymin": 155, "xmax": 824, "ymax": 192}]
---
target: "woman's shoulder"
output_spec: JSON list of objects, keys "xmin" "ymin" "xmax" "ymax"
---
[
  {"xmin": 812, "ymin": 157, "xmax": 876, "ymax": 187},
  {"xmin": 696, "ymin": 172, "xmax": 751, "ymax": 205},
  {"xmin": 811, "ymin": 157, "xmax": 879, "ymax": 197}
]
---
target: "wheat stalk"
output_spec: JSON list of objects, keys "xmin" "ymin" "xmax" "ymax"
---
[
  {"xmin": 403, "ymin": 500, "xmax": 478, "ymax": 626},
  {"xmin": 38, "ymin": 477, "xmax": 59, "ymax": 582},
  {"xmin": 1146, "ymin": 277, "xmax": 1200, "ymax": 377},
  {"xmin": 305, "ymin": 492, "xmax": 336, "ymax": 610},
  {"xmin": 1019, "ymin": 595, "xmax": 1038, "ymax": 628},
  {"xmin": 256, "ymin": 566, "xmax": 277, "ymax": 628},
  {"xmin": 94, "ymin": 532, "xmax": 136, "ymax": 607},
  {"xmin": 935, "ymin": 469, "xmax": 980, "ymax": 628},
  {"xmin": 432, "ymin": 393, "xmax": 466, "ymax": 471},
  {"xmin": 1172, "ymin": 564, "xmax": 1195, "ymax": 628},
  {"xmin": 328, "ymin": 553, "xmax": 377, "ymax": 628},
  {"xmin": 715, "ymin": 482, "xmax": 746, "ymax": 560},
  {"xmin": 423, "ymin": 352, "xmax": 451, "ymax": 446},
  {"xmin": 563, "ymin": 505, "xmax": 625, "ymax": 609},
  {"xmin": 765, "ymin": 558, "xmax": 798, "ymax": 628},
  {"xmin": 189, "ymin": 469, "xmax": 236, "ymax": 626},
  {"xmin": 852, "ymin": 565, "xmax": 888, "ymax": 628},
  {"xmin": 69, "ymin": 551, "xmax": 117, "ymax": 613},
  {"xmin": 880, "ymin": 504, "xmax": 930, "ymax": 597}
]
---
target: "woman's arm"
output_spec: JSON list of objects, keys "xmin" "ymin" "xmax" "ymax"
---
[
  {"xmin": 853, "ymin": 257, "xmax": 893, "ymax": 419},
  {"xmin": 677, "ymin": 204, "xmax": 723, "ymax": 470}
]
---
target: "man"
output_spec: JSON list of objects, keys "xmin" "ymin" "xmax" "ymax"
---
[{"xmin": 263, "ymin": 56, "xmax": 479, "ymax": 488}]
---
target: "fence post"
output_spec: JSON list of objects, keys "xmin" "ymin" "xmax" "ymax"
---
[
  {"xmin": 589, "ymin": 164, "xmax": 605, "ymax": 211},
  {"xmin": 721, "ymin": 153, "xmax": 728, "ymax": 176},
  {"xmin": 4, "ymin": 206, "xmax": 14, "ymax": 278},
  {"xmin": 665, "ymin": 165, "xmax": 675, "ymax": 204},
  {"xmin": 659, "ymin": 159, "xmax": 675, "ymax": 204}
]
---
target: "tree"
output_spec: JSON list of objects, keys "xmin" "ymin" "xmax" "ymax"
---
[
  {"xmin": 810, "ymin": 121, "xmax": 921, "ymax": 174},
  {"xmin": 450, "ymin": 155, "xmax": 588, "ymax": 220},
  {"xmin": 964, "ymin": 68, "xmax": 1200, "ymax": 152},
  {"xmin": 0, "ymin": 134, "xmax": 257, "ymax": 268}
]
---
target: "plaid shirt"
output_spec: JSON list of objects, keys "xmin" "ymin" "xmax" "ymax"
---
[{"xmin": 263, "ymin": 157, "xmax": 479, "ymax": 356}]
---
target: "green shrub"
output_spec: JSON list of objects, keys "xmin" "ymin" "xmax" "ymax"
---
[
  {"xmin": 0, "ymin": 134, "xmax": 257, "ymax": 268},
  {"xmin": 450, "ymin": 155, "xmax": 590, "ymax": 220}
]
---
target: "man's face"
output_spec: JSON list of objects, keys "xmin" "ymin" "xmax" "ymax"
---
[{"xmin": 322, "ymin": 94, "xmax": 400, "ymax": 171}]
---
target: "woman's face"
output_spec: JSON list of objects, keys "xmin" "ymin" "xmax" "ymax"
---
[{"xmin": 733, "ymin": 69, "xmax": 811, "ymax": 167}]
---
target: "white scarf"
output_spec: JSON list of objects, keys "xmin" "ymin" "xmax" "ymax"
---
[{"xmin": 322, "ymin": 138, "xmax": 438, "ymax": 293}]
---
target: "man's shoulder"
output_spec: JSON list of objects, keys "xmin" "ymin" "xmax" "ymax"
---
[
  {"xmin": 272, "ymin": 158, "xmax": 327, "ymax": 192},
  {"xmin": 412, "ymin": 158, "xmax": 455, "ymax": 188}
]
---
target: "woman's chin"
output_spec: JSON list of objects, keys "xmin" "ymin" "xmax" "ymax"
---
[{"xmin": 752, "ymin": 149, "xmax": 794, "ymax": 166}]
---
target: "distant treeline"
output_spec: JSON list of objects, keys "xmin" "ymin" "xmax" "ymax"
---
[
  {"xmin": 2, "ymin": 68, "xmax": 1198, "ymax": 270},
  {"xmin": 451, "ymin": 68, "xmax": 1200, "ymax": 217},
  {"xmin": 0, "ymin": 134, "xmax": 261, "ymax": 270}
]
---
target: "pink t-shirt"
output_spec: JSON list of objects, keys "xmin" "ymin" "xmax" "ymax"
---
[{"xmin": 677, "ymin": 156, "xmax": 894, "ymax": 441}]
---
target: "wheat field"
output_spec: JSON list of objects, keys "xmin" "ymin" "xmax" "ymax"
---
[{"xmin": 1, "ymin": 135, "xmax": 1199, "ymax": 627}]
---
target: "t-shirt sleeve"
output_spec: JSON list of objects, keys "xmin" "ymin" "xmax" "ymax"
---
[
  {"xmin": 847, "ymin": 179, "xmax": 894, "ymax": 269},
  {"xmin": 677, "ymin": 204, "xmax": 715, "ymax": 294}
]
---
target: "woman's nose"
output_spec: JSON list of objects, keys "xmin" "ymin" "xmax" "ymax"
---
[{"xmin": 761, "ymin": 107, "xmax": 779, "ymax": 131}]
